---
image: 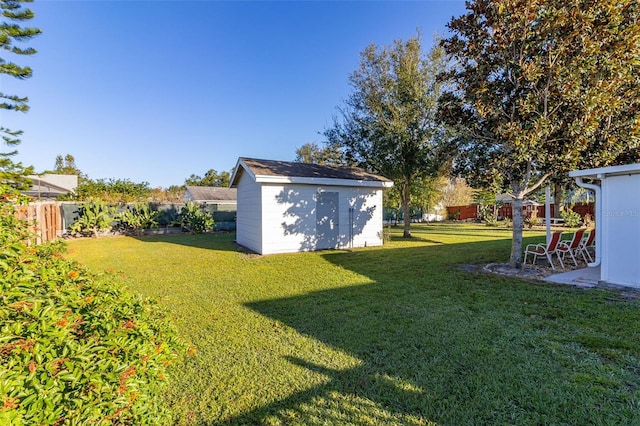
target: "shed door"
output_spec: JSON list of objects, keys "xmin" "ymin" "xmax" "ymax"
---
[{"xmin": 316, "ymin": 192, "xmax": 339, "ymax": 250}]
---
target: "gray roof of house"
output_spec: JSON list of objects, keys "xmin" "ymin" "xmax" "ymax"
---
[
  {"xmin": 23, "ymin": 174, "xmax": 78, "ymax": 199},
  {"xmin": 234, "ymin": 157, "xmax": 392, "ymax": 184},
  {"xmin": 184, "ymin": 186, "xmax": 237, "ymax": 202}
]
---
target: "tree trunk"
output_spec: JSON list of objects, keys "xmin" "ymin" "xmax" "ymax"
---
[
  {"xmin": 553, "ymin": 182, "xmax": 563, "ymax": 218},
  {"xmin": 510, "ymin": 195, "xmax": 524, "ymax": 269},
  {"xmin": 402, "ymin": 177, "xmax": 412, "ymax": 238}
]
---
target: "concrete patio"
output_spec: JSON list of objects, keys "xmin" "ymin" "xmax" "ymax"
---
[{"xmin": 544, "ymin": 265, "xmax": 601, "ymax": 288}]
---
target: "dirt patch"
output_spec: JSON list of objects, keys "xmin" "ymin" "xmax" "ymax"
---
[
  {"xmin": 457, "ymin": 262, "xmax": 565, "ymax": 281},
  {"xmin": 458, "ymin": 262, "xmax": 640, "ymax": 299}
]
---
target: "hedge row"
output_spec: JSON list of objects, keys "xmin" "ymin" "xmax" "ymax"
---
[{"xmin": 1, "ymin": 200, "xmax": 185, "ymax": 425}]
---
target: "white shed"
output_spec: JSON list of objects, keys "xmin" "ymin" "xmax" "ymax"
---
[
  {"xmin": 569, "ymin": 163, "xmax": 640, "ymax": 289},
  {"xmin": 229, "ymin": 157, "xmax": 393, "ymax": 255}
]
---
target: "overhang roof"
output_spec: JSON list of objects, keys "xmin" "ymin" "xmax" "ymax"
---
[
  {"xmin": 230, "ymin": 157, "xmax": 394, "ymax": 188},
  {"xmin": 184, "ymin": 186, "xmax": 237, "ymax": 202},
  {"xmin": 569, "ymin": 163, "xmax": 640, "ymax": 179}
]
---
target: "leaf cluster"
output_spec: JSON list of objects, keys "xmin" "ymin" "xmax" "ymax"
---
[
  {"xmin": 439, "ymin": 0, "xmax": 640, "ymax": 193},
  {"xmin": 184, "ymin": 169, "xmax": 231, "ymax": 188},
  {"xmin": 1, "ymin": 0, "xmax": 40, "ymax": 190},
  {"xmin": 68, "ymin": 198, "xmax": 116, "ymax": 237},
  {"xmin": 178, "ymin": 201, "xmax": 215, "ymax": 234},
  {"xmin": 326, "ymin": 35, "xmax": 450, "ymax": 182},
  {"xmin": 0, "ymin": 201, "xmax": 185, "ymax": 425},
  {"xmin": 62, "ymin": 178, "xmax": 153, "ymax": 204},
  {"xmin": 114, "ymin": 203, "xmax": 159, "ymax": 236}
]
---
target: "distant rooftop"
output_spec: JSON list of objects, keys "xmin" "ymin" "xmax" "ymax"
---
[{"xmin": 184, "ymin": 186, "xmax": 237, "ymax": 202}]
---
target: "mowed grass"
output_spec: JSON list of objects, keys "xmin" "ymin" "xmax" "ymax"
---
[{"xmin": 65, "ymin": 223, "xmax": 640, "ymax": 425}]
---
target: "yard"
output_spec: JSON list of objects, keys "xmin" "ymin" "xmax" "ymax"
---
[{"xmin": 65, "ymin": 223, "xmax": 640, "ymax": 425}]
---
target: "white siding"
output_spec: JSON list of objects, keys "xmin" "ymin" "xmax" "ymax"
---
[
  {"xmin": 344, "ymin": 188, "xmax": 384, "ymax": 249},
  {"xmin": 260, "ymin": 184, "xmax": 318, "ymax": 254},
  {"xmin": 601, "ymin": 174, "xmax": 640, "ymax": 288},
  {"xmin": 235, "ymin": 171, "xmax": 262, "ymax": 254},
  {"xmin": 258, "ymin": 184, "xmax": 384, "ymax": 255}
]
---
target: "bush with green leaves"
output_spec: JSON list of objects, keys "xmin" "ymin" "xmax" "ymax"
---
[
  {"xmin": 115, "ymin": 202, "xmax": 159, "ymax": 235},
  {"xmin": 0, "ymin": 200, "xmax": 185, "ymax": 425},
  {"xmin": 525, "ymin": 209, "xmax": 540, "ymax": 228},
  {"xmin": 560, "ymin": 208, "xmax": 582, "ymax": 228},
  {"xmin": 68, "ymin": 198, "xmax": 116, "ymax": 237},
  {"xmin": 179, "ymin": 201, "xmax": 214, "ymax": 234}
]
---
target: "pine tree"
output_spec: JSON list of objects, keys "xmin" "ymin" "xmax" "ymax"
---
[{"xmin": 1, "ymin": 0, "xmax": 41, "ymax": 190}]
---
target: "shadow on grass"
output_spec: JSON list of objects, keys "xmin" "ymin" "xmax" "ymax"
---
[
  {"xmin": 222, "ymin": 241, "xmax": 640, "ymax": 425},
  {"xmin": 130, "ymin": 232, "xmax": 241, "ymax": 252}
]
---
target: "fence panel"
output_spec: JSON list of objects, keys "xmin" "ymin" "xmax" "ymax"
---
[
  {"xmin": 14, "ymin": 202, "xmax": 62, "ymax": 244},
  {"xmin": 446, "ymin": 205, "xmax": 478, "ymax": 220}
]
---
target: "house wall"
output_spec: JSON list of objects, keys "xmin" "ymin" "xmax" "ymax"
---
[
  {"xmin": 258, "ymin": 183, "xmax": 384, "ymax": 255},
  {"xmin": 601, "ymin": 174, "xmax": 640, "ymax": 288},
  {"xmin": 235, "ymin": 171, "xmax": 262, "ymax": 254}
]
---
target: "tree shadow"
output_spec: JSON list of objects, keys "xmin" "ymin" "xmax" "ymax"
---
[
  {"xmin": 130, "ymin": 232, "xmax": 241, "ymax": 252},
  {"xmin": 274, "ymin": 188, "xmax": 378, "ymax": 253},
  {"xmin": 226, "ymin": 240, "xmax": 551, "ymax": 425},
  {"xmin": 218, "ymin": 235, "xmax": 638, "ymax": 425}
]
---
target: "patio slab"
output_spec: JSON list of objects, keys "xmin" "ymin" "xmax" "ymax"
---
[{"xmin": 544, "ymin": 265, "xmax": 600, "ymax": 288}]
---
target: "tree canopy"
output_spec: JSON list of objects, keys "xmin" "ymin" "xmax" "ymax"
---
[
  {"xmin": 0, "ymin": 0, "xmax": 41, "ymax": 191},
  {"xmin": 439, "ymin": 0, "xmax": 640, "ymax": 267},
  {"xmin": 294, "ymin": 142, "xmax": 345, "ymax": 166},
  {"xmin": 325, "ymin": 34, "xmax": 451, "ymax": 237},
  {"xmin": 47, "ymin": 153, "xmax": 83, "ymax": 176},
  {"xmin": 185, "ymin": 169, "xmax": 231, "ymax": 187}
]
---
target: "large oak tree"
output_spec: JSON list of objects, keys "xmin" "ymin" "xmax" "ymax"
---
[
  {"xmin": 439, "ymin": 0, "xmax": 640, "ymax": 268},
  {"xmin": 325, "ymin": 35, "xmax": 451, "ymax": 237}
]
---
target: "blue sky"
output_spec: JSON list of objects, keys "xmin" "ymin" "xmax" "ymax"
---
[{"xmin": 3, "ymin": 0, "xmax": 467, "ymax": 188}]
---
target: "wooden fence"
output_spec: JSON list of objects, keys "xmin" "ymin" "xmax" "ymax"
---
[
  {"xmin": 14, "ymin": 202, "xmax": 63, "ymax": 244},
  {"xmin": 447, "ymin": 202, "xmax": 593, "ymax": 221}
]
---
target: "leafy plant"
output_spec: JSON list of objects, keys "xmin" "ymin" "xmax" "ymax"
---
[
  {"xmin": 0, "ymin": 200, "xmax": 185, "ymax": 425},
  {"xmin": 560, "ymin": 208, "xmax": 582, "ymax": 228},
  {"xmin": 116, "ymin": 202, "xmax": 159, "ymax": 235},
  {"xmin": 525, "ymin": 209, "xmax": 540, "ymax": 228},
  {"xmin": 179, "ymin": 201, "xmax": 214, "ymax": 234},
  {"xmin": 69, "ymin": 198, "xmax": 116, "ymax": 237}
]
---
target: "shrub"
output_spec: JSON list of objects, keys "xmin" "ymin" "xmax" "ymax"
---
[
  {"xmin": 583, "ymin": 213, "xmax": 594, "ymax": 228},
  {"xmin": 115, "ymin": 202, "xmax": 159, "ymax": 235},
  {"xmin": 525, "ymin": 209, "xmax": 540, "ymax": 228},
  {"xmin": 179, "ymin": 201, "xmax": 214, "ymax": 234},
  {"xmin": 560, "ymin": 208, "xmax": 582, "ymax": 228},
  {"xmin": 68, "ymin": 198, "xmax": 116, "ymax": 237},
  {"xmin": 0, "ymin": 201, "xmax": 184, "ymax": 425}
]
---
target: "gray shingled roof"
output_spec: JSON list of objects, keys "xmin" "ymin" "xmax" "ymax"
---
[
  {"xmin": 238, "ymin": 157, "xmax": 392, "ymax": 182},
  {"xmin": 184, "ymin": 186, "xmax": 237, "ymax": 202}
]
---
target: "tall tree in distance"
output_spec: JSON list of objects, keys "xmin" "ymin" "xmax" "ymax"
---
[
  {"xmin": 439, "ymin": 0, "xmax": 640, "ymax": 268},
  {"xmin": 294, "ymin": 142, "xmax": 346, "ymax": 166},
  {"xmin": 49, "ymin": 153, "xmax": 83, "ymax": 176},
  {"xmin": 325, "ymin": 34, "xmax": 451, "ymax": 238},
  {"xmin": 0, "ymin": 0, "xmax": 41, "ymax": 190},
  {"xmin": 185, "ymin": 169, "xmax": 231, "ymax": 187}
]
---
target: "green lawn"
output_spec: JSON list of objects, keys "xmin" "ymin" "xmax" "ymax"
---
[{"xmin": 65, "ymin": 223, "xmax": 640, "ymax": 425}]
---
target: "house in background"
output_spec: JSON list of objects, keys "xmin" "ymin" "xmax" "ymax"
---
[
  {"xmin": 570, "ymin": 163, "xmax": 640, "ymax": 289},
  {"xmin": 24, "ymin": 174, "xmax": 78, "ymax": 200},
  {"xmin": 183, "ymin": 186, "xmax": 237, "ymax": 211},
  {"xmin": 230, "ymin": 157, "xmax": 393, "ymax": 255}
]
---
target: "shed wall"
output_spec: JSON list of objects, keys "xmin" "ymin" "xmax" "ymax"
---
[
  {"xmin": 259, "ymin": 184, "xmax": 384, "ymax": 255},
  {"xmin": 601, "ymin": 174, "xmax": 640, "ymax": 288},
  {"xmin": 235, "ymin": 171, "xmax": 262, "ymax": 253}
]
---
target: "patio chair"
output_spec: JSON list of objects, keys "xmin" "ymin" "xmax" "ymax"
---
[
  {"xmin": 524, "ymin": 230, "xmax": 564, "ymax": 270},
  {"xmin": 575, "ymin": 228, "xmax": 595, "ymax": 263},
  {"xmin": 556, "ymin": 228, "xmax": 585, "ymax": 267}
]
